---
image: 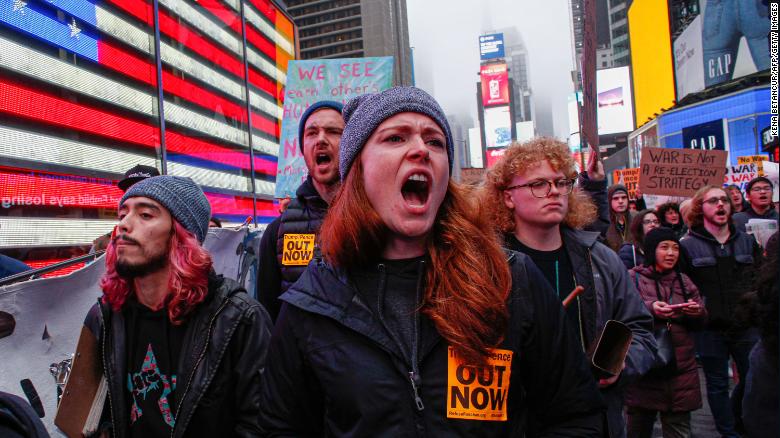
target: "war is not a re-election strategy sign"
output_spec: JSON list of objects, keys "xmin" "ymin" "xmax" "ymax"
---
[
  {"xmin": 274, "ymin": 57, "xmax": 394, "ymax": 198},
  {"xmin": 639, "ymin": 147, "xmax": 728, "ymax": 198}
]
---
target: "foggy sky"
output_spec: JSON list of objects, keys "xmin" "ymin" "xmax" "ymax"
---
[{"xmin": 407, "ymin": 0, "xmax": 577, "ymax": 141}]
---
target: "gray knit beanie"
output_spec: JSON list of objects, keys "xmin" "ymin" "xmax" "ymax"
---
[
  {"xmin": 120, "ymin": 175, "xmax": 211, "ymax": 243},
  {"xmin": 339, "ymin": 86, "xmax": 454, "ymax": 180}
]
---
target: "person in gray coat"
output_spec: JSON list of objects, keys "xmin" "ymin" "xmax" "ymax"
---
[{"xmin": 483, "ymin": 138, "xmax": 657, "ymax": 438}]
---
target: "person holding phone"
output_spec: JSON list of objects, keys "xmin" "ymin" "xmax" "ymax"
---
[{"xmin": 625, "ymin": 227, "xmax": 706, "ymax": 438}]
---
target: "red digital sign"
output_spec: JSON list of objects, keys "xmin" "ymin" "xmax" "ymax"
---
[{"xmin": 480, "ymin": 63, "xmax": 510, "ymax": 107}]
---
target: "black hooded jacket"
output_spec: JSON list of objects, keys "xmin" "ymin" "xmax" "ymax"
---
[
  {"xmin": 84, "ymin": 274, "xmax": 272, "ymax": 438},
  {"xmin": 259, "ymin": 251, "xmax": 605, "ymax": 437}
]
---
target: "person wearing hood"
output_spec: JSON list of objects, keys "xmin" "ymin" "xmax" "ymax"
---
[
  {"xmin": 605, "ymin": 184, "xmax": 634, "ymax": 252},
  {"xmin": 732, "ymin": 177, "xmax": 778, "ymax": 233},
  {"xmin": 725, "ymin": 184, "xmax": 749, "ymax": 213},
  {"xmin": 656, "ymin": 202, "xmax": 688, "ymax": 239},
  {"xmin": 259, "ymin": 87, "xmax": 605, "ymax": 436},
  {"xmin": 680, "ymin": 185, "xmax": 763, "ymax": 437},
  {"xmin": 618, "ymin": 209, "xmax": 661, "ymax": 270},
  {"xmin": 625, "ymin": 227, "xmax": 706, "ymax": 438},
  {"xmin": 257, "ymin": 100, "xmax": 344, "ymax": 322}
]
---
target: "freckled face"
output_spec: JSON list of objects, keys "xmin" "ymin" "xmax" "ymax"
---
[{"xmin": 359, "ymin": 112, "xmax": 449, "ymax": 245}]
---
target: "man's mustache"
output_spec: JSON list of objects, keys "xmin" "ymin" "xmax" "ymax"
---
[{"xmin": 114, "ymin": 234, "xmax": 140, "ymax": 246}]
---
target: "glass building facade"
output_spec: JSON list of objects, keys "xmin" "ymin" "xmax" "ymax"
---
[{"xmin": 0, "ymin": 0, "xmax": 295, "ymax": 270}]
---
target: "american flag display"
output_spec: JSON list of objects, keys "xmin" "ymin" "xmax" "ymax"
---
[{"xmin": 0, "ymin": 0, "xmax": 295, "ymax": 263}]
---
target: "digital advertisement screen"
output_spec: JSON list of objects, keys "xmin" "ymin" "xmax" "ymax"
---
[
  {"xmin": 596, "ymin": 66, "xmax": 634, "ymax": 135},
  {"xmin": 479, "ymin": 33, "xmax": 505, "ymax": 61},
  {"xmin": 673, "ymin": 1, "xmax": 769, "ymax": 100},
  {"xmin": 480, "ymin": 63, "xmax": 510, "ymax": 107},
  {"xmin": 483, "ymin": 106, "xmax": 512, "ymax": 149},
  {"xmin": 628, "ymin": 0, "xmax": 675, "ymax": 127}
]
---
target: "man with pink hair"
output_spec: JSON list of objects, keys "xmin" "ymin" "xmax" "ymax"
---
[{"xmin": 82, "ymin": 175, "xmax": 271, "ymax": 438}]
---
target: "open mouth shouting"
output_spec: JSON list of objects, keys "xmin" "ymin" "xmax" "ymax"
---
[{"xmin": 401, "ymin": 172, "xmax": 431, "ymax": 211}]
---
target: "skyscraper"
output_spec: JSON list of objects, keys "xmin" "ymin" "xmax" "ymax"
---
[
  {"xmin": 285, "ymin": 0, "xmax": 413, "ymax": 85},
  {"xmin": 607, "ymin": 0, "xmax": 630, "ymax": 67}
]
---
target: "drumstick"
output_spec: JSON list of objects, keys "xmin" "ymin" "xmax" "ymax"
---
[{"xmin": 563, "ymin": 286, "xmax": 585, "ymax": 308}]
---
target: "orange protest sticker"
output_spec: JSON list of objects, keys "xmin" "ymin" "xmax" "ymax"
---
[
  {"xmin": 281, "ymin": 233, "xmax": 315, "ymax": 266},
  {"xmin": 446, "ymin": 346, "xmax": 513, "ymax": 421}
]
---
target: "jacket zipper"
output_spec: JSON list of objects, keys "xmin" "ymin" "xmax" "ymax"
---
[
  {"xmin": 170, "ymin": 298, "xmax": 230, "ymax": 438},
  {"xmin": 408, "ymin": 371, "xmax": 424, "ymax": 410},
  {"xmin": 99, "ymin": 300, "xmax": 117, "ymax": 438}
]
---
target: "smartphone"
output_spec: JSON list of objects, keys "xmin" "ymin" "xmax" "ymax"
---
[{"xmin": 666, "ymin": 302, "xmax": 693, "ymax": 310}]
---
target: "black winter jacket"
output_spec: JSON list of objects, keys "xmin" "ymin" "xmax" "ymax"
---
[
  {"xmin": 259, "ymin": 252, "xmax": 605, "ymax": 437},
  {"xmin": 680, "ymin": 225, "xmax": 762, "ymax": 329},
  {"xmin": 257, "ymin": 176, "xmax": 328, "ymax": 321},
  {"xmin": 85, "ymin": 274, "xmax": 272, "ymax": 438}
]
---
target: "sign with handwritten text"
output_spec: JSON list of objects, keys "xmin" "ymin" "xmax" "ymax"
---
[
  {"xmin": 639, "ymin": 147, "xmax": 728, "ymax": 197},
  {"xmin": 275, "ymin": 57, "xmax": 393, "ymax": 198}
]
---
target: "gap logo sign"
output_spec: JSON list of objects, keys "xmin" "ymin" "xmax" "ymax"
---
[{"xmin": 682, "ymin": 119, "xmax": 726, "ymax": 151}]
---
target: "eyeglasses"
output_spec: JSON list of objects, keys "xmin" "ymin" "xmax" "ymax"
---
[
  {"xmin": 750, "ymin": 186, "xmax": 772, "ymax": 193},
  {"xmin": 506, "ymin": 178, "xmax": 576, "ymax": 198},
  {"xmin": 703, "ymin": 196, "xmax": 730, "ymax": 205},
  {"xmin": 642, "ymin": 219, "xmax": 660, "ymax": 225}
]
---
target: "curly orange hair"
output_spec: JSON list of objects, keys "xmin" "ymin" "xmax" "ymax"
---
[{"xmin": 483, "ymin": 137, "xmax": 597, "ymax": 233}]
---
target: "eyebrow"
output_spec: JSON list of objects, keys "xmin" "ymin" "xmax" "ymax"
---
[{"xmin": 133, "ymin": 201, "xmax": 162, "ymax": 212}]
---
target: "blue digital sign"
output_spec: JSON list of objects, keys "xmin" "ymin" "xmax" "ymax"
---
[{"xmin": 479, "ymin": 33, "xmax": 505, "ymax": 61}]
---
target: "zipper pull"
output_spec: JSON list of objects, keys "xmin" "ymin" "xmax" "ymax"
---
[{"xmin": 408, "ymin": 371, "xmax": 425, "ymax": 411}]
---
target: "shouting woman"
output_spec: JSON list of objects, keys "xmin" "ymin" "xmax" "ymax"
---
[{"xmin": 259, "ymin": 87, "xmax": 604, "ymax": 436}]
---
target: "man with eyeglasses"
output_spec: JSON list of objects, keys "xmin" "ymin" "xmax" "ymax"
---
[
  {"xmin": 680, "ymin": 185, "xmax": 763, "ymax": 437},
  {"xmin": 484, "ymin": 138, "xmax": 655, "ymax": 438},
  {"xmin": 732, "ymin": 177, "xmax": 778, "ymax": 233}
]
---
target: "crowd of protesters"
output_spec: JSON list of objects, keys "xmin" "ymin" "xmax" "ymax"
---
[{"xmin": 0, "ymin": 87, "xmax": 777, "ymax": 438}]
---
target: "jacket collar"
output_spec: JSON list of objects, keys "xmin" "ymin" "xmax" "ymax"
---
[
  {"xmin": 280, "ymin": 259, "xmax": 437, "ymax": 365},
  {"xmin": 687, "ymin": 224, "xmax": 737, "ymax": 243},
  {"xmin": 296, "ymin": 176, "xmax": 327, "ymax": 204},
  {"xmin": 561, "ymin": 226, "xmax": 601, "ymax": 249}
]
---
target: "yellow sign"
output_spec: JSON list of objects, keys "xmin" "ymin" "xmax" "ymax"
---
[
  {"xmin": 628, "ymin": 0, "xmax": 675, "ymax": 128},
  {"xmin": 446, "ymin": 347, "xmax": 512, "ymax": 421},
  {"xmin": 737, "ymin": 155, "xmax": 769, "ymax": 176},
  {"xmin": 281, "ymin": 233, "xmax": 315, "ymax": 266}
]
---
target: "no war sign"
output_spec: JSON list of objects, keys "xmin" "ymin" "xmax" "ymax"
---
[{"xmin": 447, "ymin": 347, "xmax": 513, "ymax": 421}]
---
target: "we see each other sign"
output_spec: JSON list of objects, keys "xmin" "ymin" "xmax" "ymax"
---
[{"xmin": 639, "ymin": 147, "xmax": 728, "ymax": 198}]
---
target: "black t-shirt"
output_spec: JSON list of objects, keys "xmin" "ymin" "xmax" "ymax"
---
[
  {"xmin": 124, "ymin": 298, "xmax": 188, "ymax": 437},
  {"xmin": 505, "ymin": 234, "xmax": 581, "ymax": 336}
]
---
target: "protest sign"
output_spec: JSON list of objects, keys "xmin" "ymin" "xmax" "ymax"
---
[
  {"xmin": 737, "ymin": 155, "xmax": 769, "ymax": 176},
  {"xmin": 724, "ymin": 163, "xmax": 761, "ymax": 191},
  {"xmin": 612, "ymin": 168, "xmax": 640, "ymax": 199},
  {"xmin": 639, "ymin": 147, "xmax": 728, "ymax": 197},
  {"xmin": 762, "ymin": 161, "xmax": 779, "ymax": 202},
  {"xmin": 275, "ymin": 57, "xmax": 394, "ymax": 198}
]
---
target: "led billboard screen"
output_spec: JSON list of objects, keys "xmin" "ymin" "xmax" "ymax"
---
[
  {"xmin": 596, "ymin": 66, "xmax": 635, "ymax": 135},
  {"xmin": 674, "ymin": 2, "xmax": 769, "ymax": 100},
  {"xmin": 628, "ymin": 0, "xmax": 676, "ymax": 127},
  {"xmin": 479, "ymin": 33, "xmax": 505, "ymax": 60},
  {"xmin": 483, "ymin": 106, "xmax": 512, "ymax": 149},
  {"xmin": 480, "ymin": 63, "xmax": 510, "ymax": 107}
]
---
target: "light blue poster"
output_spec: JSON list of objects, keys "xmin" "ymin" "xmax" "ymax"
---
[{"xmin": 275, "ymin": 57, "xmax": 394, "ymax": 198}]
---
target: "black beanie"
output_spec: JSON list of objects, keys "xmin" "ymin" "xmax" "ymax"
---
[{"xmin": 643, "ymin": 227, "xmax": 679, "ymax": 267}]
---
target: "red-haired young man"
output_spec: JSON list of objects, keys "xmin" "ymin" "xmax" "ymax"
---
[{"xmin": 83, "ymin": 176, "xmax": 271, "ymax": 438}]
